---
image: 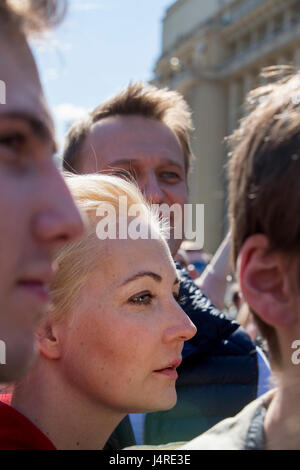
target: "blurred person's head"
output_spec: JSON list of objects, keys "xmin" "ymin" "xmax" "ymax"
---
[
  {"xmin": 0, "ymin": 0, "xmax": 83, "ymax": 382},
  {"xmin": 62, "ymin": 82, "xmax": 195, "ymax": 256},
  {"xmin": 180, "ymin": 240, "xmax": 212, "ymax": 276},
  {"xmin": 236, "ymin": 303, "xmax": 258, "ymax": 343},
  {"xmin": 13, "ymin": 173, "xmax": 196, "ymax": 449},
  {"xmin": 228, "ymin": 67, "xmax": 300, "ymax": 373}
]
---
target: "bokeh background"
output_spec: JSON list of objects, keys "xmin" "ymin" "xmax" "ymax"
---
[{"xmin": 32, "ymin": 0, "xmax": 300, "ymax": 253}]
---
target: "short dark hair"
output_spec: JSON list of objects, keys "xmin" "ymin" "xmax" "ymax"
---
[
  {"xmin": 62, "ymin": 82, "xmax": 194, "ymax": 174},
  {"xmin": 228, "ymin": 67, "xmax": 300, "ymax": 367}
]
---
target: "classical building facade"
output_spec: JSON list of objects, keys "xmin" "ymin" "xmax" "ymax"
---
[{"xmin": 153, "ymin": 0, "xmax": 300, "ymax": 253}]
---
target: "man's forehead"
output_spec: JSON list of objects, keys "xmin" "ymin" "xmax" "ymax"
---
[
  {"xmin": 90, "ymin": 115, "xmax": 178, "ymax": 140},
  {"xmin": 86, "ymin": 116, "xmax": 184, "ymax": 159},
  {"xmin": 83, "ymin": 125, "xmax": 184, "ymax": 173},
  {"xmin": 0, "ymin": 27, "xmax": 55, "ymax": 139}
]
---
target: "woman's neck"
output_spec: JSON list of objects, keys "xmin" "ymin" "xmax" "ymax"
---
[{"xmin": 11, "ymin": 362, "xmax": 124, "ymax": 450}]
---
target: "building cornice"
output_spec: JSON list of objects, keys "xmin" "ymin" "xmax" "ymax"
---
[{"xmin": 157, "ymin": 0, "xmax": 294, "ymax": 64}]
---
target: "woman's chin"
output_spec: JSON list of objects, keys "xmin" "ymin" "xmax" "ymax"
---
[{"xmin": 148, "ymin": 391, "xmax": 177, "ymax": 412}]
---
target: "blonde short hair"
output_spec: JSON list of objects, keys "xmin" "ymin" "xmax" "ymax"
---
[{"xmin": 49, "ymin": 172, "xmax": 166, "ymax": 320}]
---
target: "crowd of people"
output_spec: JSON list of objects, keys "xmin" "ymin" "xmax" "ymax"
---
[{"xmin": 0, "ymin": 0, "xmax": 300, "ymax": 450}]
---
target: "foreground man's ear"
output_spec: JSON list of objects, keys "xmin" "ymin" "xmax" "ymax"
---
[{"xmin": 237, "ymin": 234, "xmax": 296, "ymax": 328}]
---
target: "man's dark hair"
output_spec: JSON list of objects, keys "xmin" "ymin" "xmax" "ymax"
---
[{"xmin": 228, "ymin": 66, "xmax": 300, "ymax": 367}]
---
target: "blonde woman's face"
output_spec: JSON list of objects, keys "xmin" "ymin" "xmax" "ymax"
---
[{"xmin": 56, "ymin": 234, "xmax": 196, "ymax": 413}]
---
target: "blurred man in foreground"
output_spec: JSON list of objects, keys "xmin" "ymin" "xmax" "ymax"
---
[{"xmin": 0, "ymin": 0, "xmax": 83, "ymax": 382}]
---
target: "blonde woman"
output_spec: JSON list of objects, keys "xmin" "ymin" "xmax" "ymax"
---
[{"xmin": 0, "ymin": 173, "xmax": 196, "ymax": 450}]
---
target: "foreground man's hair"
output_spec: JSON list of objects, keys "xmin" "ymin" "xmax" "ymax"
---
[{"xmin": 1, "ymin": 0, "xmax": 67, "ymax": 35}]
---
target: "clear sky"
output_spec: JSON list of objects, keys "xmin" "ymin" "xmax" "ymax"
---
[{"xmin": 31, "ymin": 0, "xmax": 174, "ymax": 149}]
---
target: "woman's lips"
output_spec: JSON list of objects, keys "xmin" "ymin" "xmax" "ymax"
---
[
  {"xmin": 154, "ymin": 367, "xmax": 178, "ymax": 379},
  {"xmin": 153, "ymin": 358, "xmax": 182, "ymax": 379}
]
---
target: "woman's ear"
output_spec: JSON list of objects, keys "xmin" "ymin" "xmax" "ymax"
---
[
  {"xmin": 237, "ymin": 234, "xmax": 296, "ymax": 327},
  {"xmin": 35, "ymin": 318, "xmax": 62, "ymax": 360}
]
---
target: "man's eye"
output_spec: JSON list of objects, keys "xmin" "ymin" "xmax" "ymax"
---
[
  {"xmin": 160, "ymin": 171, "xmax": 181, "ymax": 182},
  {"xmin": 0, "ymin": 133, "xmax": 26, "ymax": 160},
  {"xmin": 0, "ymin": 133, "xmax": 25, "ymax": 148},
  {"xmin": 129, "ymin": 292, "xmax": 154, "ymax": 305}
]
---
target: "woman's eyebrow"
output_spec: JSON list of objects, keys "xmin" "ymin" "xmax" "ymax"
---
[
  {"xmin": 120, "ymin": 272, "xmax": 181, "ymax": 287},
  {"xmin": 120, "ymin": 272, "xmax": 162, "ymax": 287}
]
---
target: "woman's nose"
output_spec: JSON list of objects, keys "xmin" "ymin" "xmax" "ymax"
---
[{"xmin": 162, "ymin": 302, "xmax": 197, "ymax": 344}]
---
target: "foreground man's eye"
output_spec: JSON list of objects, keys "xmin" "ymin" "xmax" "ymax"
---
[{"xmin": 0, "ymin": 133, "xmax": 26, "ymax": 152}]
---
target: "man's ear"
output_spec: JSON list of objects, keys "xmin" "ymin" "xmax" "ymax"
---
[
  {"xmin": 237, "ymin": 234, "xmax": 296, "ymax": 327},
  {"xmin": 35, "ymin": 319, "xmax": 62, "ymax": 360}
]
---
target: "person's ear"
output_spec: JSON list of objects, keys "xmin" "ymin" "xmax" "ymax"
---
[
  {"xmin": 237, "ymin": 234, "xmax": 296, "ymax": 327},
  {"xmin": 35, "ymin": 319, "xmax": 62, "ymax": 360}
]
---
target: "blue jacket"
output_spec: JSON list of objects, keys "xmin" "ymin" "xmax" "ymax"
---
[{"xmin": 105, "ymin": 264, "xmax": 259, "ymax": 448}]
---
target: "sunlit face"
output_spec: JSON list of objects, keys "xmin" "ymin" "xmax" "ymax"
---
[
  {"xmin": 0, "ymin": 28, "xmax": 83, "ymax": 381},
  {"xmin": 55, "ymin": 234, "xmax": 196, "ymax": 413},
  {"xmin": 80, "ymin": 115, "xmax": 189, "ymax": 256}
]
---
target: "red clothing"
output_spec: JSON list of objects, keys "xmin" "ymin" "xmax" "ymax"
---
[{"xmin": 0, "ymin": 396, "xmax": 56, "ymax": 450}]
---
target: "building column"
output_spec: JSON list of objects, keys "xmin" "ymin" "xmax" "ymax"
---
[
  {"xmin": 283, "ymin": 9, "xmax": 292, "ymax": 31},
  {"xmin": 228, "ymin": 80, "xmax": 241, "ymax": 134},
  {"xmin": 185, "ymin": 81, "xmax": 228, "ymax": 253},
  {"xmin": 243, "ymin": 72, "xmax": 255, "ymax": 100},
  {"xmin": 266, "ymin": 19, "xmax": 275, "ymax": 40},
  {"xmin": 277, "ymin": 55, "xmax": 287, "ymax": 65},
  {"xmin": 294, "ymin": 48, "xmax": 300, "ymax": 68},
  {"xmin": 250, "ymin": 30, "xmax": 259, "ymax": 49}
]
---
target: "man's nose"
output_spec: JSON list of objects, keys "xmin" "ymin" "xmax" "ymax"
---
[
  {"xmin": 33, "ymin": 168, "xmax": 84, "ymax": 249},
  {"xmin": 141, "ymin": 172, "xmax": 165, "ymax": 205},
  {"xmin": 162, "ymin": 302, "xmax": 197, "ymax": 344}
]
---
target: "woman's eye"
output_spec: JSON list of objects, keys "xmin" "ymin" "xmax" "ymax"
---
[{"xmin": 129, "ymin": 292, "xmax": 154, "ymax": 305}]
